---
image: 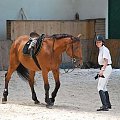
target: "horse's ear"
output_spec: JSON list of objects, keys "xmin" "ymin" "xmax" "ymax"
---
[{"xmin": 77, "ymin": 34, "xmax": 82, "ymax": 38}]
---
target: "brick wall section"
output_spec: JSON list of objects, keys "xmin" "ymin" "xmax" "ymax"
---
[{"xmin": 95, "ymin": 18, "xmax": 105, "ymax": 37}]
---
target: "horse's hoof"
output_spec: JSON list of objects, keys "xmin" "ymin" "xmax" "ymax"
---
[
  {"xmin": 50, "ymin": 102, "xmax": 54, "ymax": 106},
  {"xmin": 2, "ymin": 98, "xmax": 7, "ymax": 104},
  {"xmin": 34, "ymin": 100, "xmax": 40, "ymax": 104},
  {"xmin": 46, "ymin": 104, "xmax": 53, "ymax": 109},
  {"xmin": 46, "ymin": 100, "xmax": 54, "ymax": 109},
  {"xmin": 50, "ymin": 98, "xmax": 55, "ymax": 106}
]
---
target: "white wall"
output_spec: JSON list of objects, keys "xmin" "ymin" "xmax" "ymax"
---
[
  {"xmin": 0, "ymin": 0, "xmax": 108, "ymax": 40},
  {"xmin": 77, "ymin": 0, "xmax": 108, "ymax": 38},
  {"xmin": 77, "ymin": 0, "xmax": 108, "ymax": 20},
  {"xmin": 0, "ymin": 0, "xmax": 77, "ymax": 40}
]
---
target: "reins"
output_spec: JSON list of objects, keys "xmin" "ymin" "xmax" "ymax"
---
[
  {"xmin": 61, "ymin": 37, "xmax": 79, "ymax": 74},
  {"xmin": 48, "ymin": 34, "xmax": 81, "ymax": 74},
  {"xmin": 60, "ymin": 58, "xmax": 75, "ymax": 74}
]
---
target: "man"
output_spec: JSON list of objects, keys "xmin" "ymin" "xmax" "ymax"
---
[{"xmin": 95, "ymin": 35, "xmax": 112, "ymax": 111}]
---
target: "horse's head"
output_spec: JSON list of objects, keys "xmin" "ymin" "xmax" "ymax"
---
[{"xmin": 66, "ymin": 34, "xmax": 83, "ymax": 67}]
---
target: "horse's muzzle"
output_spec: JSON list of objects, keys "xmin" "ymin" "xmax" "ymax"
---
[
  {"xmin": 72, "ymin": 58, "xmax": 77, "ymax": 63},
  {"xmin": 72, "ymin": 58, "xmax": 83, "ymax": 68}
]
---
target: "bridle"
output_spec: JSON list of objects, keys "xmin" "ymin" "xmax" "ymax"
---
[
  {"xmin": 62, "ymin": 37, "xmax": 82, "ymax": 74},
  {"xmin": 71, "ymin": 37, "xmax": 82, "ymax": 67}
]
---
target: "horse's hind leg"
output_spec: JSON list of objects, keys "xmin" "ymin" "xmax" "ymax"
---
[
  {"xmin": 50, "ymin": 69, "xmax": 60, "ymax": 105},
  {"xmin": 2, "ymin": 65, "xmax": 19, "ymax": 103},
  {"xmin": 29, "ymin": 70, "xmax": 40, "ymax": 104},
  {"xmin": 2, "ymin": 44, "xmax": 20, "ymax": 103}
]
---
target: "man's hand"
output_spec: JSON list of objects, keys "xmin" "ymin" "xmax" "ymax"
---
[
  {"xmin": 94, "ymin": 73, "xmax": 105, "ymax": 80},
  {"xmin": 99, "ymin": 70, "xmax": 104, "ymax": 76}
]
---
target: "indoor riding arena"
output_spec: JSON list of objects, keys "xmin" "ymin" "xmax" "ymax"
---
[{"xmin": 0, "ymin": 0, "xmax": 120, "ymax": 120}]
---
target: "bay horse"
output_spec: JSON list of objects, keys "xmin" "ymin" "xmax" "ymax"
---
[{"xmin": 2, "ymin": 33, "xmax": 82, "ymax": 108}]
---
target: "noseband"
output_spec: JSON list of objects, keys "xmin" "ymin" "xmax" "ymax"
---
[{"xmin": 71, "ymin": 37, "xmax": 81, "ymax": 68}]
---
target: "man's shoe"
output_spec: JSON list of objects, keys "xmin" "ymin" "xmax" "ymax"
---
[
  {"xmin": 100, "ymin": 105, "xmax": 111, "ymax": 109},
  {"xmin": 108, "ymin": 105, "xmax": 111, "ymax": 109},
  {"xmin": 97, "ymin": 106, "xmax": 109, "ymax": 111}
]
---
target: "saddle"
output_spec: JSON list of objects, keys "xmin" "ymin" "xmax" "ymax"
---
[{"xmin": 23, "ymin": 33, "xmax": 45, "ymax": 56}]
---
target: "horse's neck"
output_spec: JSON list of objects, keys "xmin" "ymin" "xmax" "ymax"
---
[
  {"xmin": 53, "ymin": 39, "xmax": 68, "ymax": 54},
  {"xmin": 44, "ymin": 38, "xmax": 70, "ymax": 56}
]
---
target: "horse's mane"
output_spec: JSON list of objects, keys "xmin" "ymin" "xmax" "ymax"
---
[
  {"xmin": 48, "ymin": 34, "xmax": 80, "ymax": 41},
  {"xmin": 50, "ymin": 34, "xmax": 72, "ymax": 39}
]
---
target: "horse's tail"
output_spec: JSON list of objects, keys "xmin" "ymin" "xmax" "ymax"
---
[{"xmin": 16, "ymin": 63, "xmax": 29, "ymax": 81}]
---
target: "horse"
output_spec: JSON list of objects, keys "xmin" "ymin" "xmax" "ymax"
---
[{"xmin": 2, "ymin": 33, "xmax": 83, "ymax": 108}]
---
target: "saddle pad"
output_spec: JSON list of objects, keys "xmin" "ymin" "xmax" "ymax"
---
[
  {"xmin": 23, "ymin": 34, "xmax": 44, "ymax": 56},
  {"xmin": 23, "ymin": 40, "xmax": 32, "ymax": 55}
]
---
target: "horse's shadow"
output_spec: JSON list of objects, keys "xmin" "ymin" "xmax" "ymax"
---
[{"xmin": 4, "ymin": 101, "xmax": 81, "ymax": 112}]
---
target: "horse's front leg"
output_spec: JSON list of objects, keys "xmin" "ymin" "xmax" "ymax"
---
[
  {"xmin": 50, "ymin": 69, "xmax": 60, "ymax": 105},
  {"xmin": 29, "ymin": 70, "xmax": 40, "ymax": 104},
  {"xmin": 42, "ymin": 70, "xmax": 52, "ymax": 108}
]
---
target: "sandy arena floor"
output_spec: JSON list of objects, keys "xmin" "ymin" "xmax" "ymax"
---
[{"xmin": 0, "ymin": 69, "xmax": 120, "ymax": 120}]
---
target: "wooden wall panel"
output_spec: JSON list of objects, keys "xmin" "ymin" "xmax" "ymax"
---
[
  {"xmin": 3, "ymin": 19, "xmax": 119, "ymax": 70},
  {"xmin": 106, "ymin": 39, "xmax": 120, "ymax": 68},
  {"xmin": 0, "ymin": 39, "xmax": 120, "ymax": 70},
  {"xmin": 0, "ymin": 40, "xmax": 12, "ymax": 70},
  {"xmin": 7, "ymin": 20, "xmax": 95, "ymax": 41},
  {"xmin": 95, "ymin": 19, "xmax": 105, "ymax": 37},
  {"xmin": 81, "ymin": 39, "xmax": 120, "ymax": 68}
]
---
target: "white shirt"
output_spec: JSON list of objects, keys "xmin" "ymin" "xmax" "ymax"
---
[{"xmin": 98, "ymin": 45, "xmax": 112, "ymax": 65}]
